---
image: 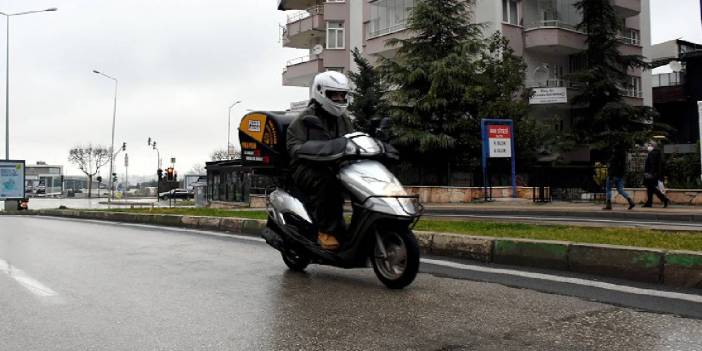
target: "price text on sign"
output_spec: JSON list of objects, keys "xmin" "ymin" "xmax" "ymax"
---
[{"xmin": 488, "ymin": 125, "xmax": 512, "ymax": 158}]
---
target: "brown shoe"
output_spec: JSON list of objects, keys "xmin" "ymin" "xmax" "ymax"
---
[{"xmin": 318, "ymin": 232, "xmax": 340, "ymax": 251}]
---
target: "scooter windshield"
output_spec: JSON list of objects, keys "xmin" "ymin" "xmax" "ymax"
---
[{"xmin": 345, "ymin": 133, "xmax": 383, "ymax": 157}]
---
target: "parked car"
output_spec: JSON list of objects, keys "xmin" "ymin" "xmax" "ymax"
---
[{"xmin": 159, "ymin": 188, "xmax": 194, "ymax": 200}]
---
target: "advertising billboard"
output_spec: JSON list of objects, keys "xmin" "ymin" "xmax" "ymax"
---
[{"xmin": 0, "ymin": 160, "xmax": 25, "ymax": 200}]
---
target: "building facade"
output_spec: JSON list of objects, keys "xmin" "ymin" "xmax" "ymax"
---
[
  {"xmin": 25, "ymin": 163, "xmax": 63, "ymax": 196},
  {"xmin": 278, "ymin": 0, "xmax": 651, "ymax": 134},
  {"xmin": 650, "ymin": 39, "xmax": 702, "ymax": 148}
]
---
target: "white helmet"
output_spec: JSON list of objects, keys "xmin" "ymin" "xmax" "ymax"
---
[{"xmin": 310, "ymin": 71, "xmax": 350, "ymax": 117}]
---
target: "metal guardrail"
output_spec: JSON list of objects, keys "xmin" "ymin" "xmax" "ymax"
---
[
  {"xmin": 524, "ymin": 20, "xmax": 580, "ymax": 32},
  {"xmin": 617, "ymin": 35, "xmax": 640, "ymax": 46},
  {"xmin": 286, "ymin": 54, "xmax": 320, "ymax": 67},
  {"xmin": 652, "ymin": 72, "xmax": 684, "ymax": 88},
  {"xmin": 525, "ymin": 79, "xmax": 583, "ymax": 89},
  {"xmin": 286, "ymin": 4, "xmax": 323, "ymax": 24}
]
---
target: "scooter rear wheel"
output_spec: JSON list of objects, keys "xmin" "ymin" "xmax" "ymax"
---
[
  {"xmin": 371, "ymin": 229, "xmax": 420, "ymax": 289},
  {"xmin": 281, "ymin": 248, "xmax": 310, "ymax": 272}
]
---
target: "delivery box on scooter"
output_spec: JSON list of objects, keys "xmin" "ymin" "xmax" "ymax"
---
[{"xmin": 238, "ymin": 111, "xmax": 298, "ymax": 169}]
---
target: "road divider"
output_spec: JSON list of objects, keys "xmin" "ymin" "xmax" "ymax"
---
[{"xmin": 7, "ymin": 209, "xmax": 700, "ymax": 289}]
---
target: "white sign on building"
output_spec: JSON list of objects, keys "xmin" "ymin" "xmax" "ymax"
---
[
  {"xmin": 0, "ymin": 160, "xmax": 25, "ymax": 200},
  {"xmin": 488, "ymin": 125, "xmax": 512, "ymax": 158},
  {"xmin": 290, "ymin": 100, "xmax": 309, "ymax": 111},
  {"xmin": 529, "ymin": 87, "xmax": 568, "ymax": 105}
]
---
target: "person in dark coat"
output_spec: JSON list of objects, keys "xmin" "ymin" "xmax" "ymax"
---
[
  {"xmin": 643, "ymin": 141, "xmax": 670, "ymax": 208},
  {"xmin": 603, "ymin": 142, "xmax": 635, "ymax": 210},
  {"xmin": 286, "ymin": 71, "xmax": 355, "ymax": 251}
]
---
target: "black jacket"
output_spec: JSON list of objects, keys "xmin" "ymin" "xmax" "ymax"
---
[
  {"xmin": 607, "ymin": 147, "xmax": 628, "ymax": 177},
  {"xmin": 644, "ymin": 148, "xmax": 664, "ymax": 180},
  {"xmin": 286, "ymin": 103, "xmax": 355, "ymax": 169}
]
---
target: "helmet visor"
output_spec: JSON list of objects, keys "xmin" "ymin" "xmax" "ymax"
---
[{"xmin": 325, "ymin": 90, "xmax": 348, "ymax": 104}]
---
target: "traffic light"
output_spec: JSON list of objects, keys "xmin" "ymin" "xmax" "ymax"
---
[
  {"xmin": 166, "ymin": 167, "xmax": 174, "ymax": 181},
  {"xmin": 112, "ymin": 173, "xmax": 117, "ymax": 183},
  {"xmin": 122, "ymin": 142, "xmax": 127, "ymax": 151},
  {"xmin": 96, "ymin": 175, "xmax": 102, "ymax": 183},
  {"xmin": 157, "ymin": 168, "xmax": 163, "ymax": 179}
]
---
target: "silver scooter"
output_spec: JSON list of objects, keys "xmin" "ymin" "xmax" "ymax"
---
[{"xmin": 261, "ymin": 132, "xmax": 422, "ymax": 289}]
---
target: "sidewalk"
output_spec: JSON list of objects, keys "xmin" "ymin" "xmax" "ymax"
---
[{"xmin": 421, "ymin": 199, "xmax": 702, "ymax": 223}]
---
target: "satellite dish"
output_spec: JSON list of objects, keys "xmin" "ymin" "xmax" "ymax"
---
[
  {"xmin": 312, "ymin": 44, "xmax": 324, "ymax": 56},
  {"xmin": 669, "ymin": 60, "xmax": 683, "ymax": 72}
]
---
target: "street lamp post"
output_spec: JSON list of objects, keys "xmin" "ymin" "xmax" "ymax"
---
[
  {"xmin": 0, "ymin": 7, "xmax": 57, "ymax": 160},
  {"xmin": 227, "ymin": 100, "xmax": 241, "ymax": 158},
  {"xmin": 93, "ymin": 69, "xmax": 118, "ymax": 204}
]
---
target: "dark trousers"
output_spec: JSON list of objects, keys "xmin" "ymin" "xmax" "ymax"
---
[
  {"xmin": 644, "ymin": 178, "xmax": 667, "ymax": 206},
  {"xmin": 292, "ymin": 164, "xmax": 345, "ymax": 237}
]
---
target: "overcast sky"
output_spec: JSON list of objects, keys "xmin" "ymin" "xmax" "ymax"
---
[{"xmin": 1, "ymin": 0, "xmax": 701, "ymax": 180}]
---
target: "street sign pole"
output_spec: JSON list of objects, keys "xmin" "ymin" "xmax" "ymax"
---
[
  {"xmin": 698, "ymin": 102, "xmax": 702, "ymax": 182},
  {"xmin": 481, "ymin": 119, "xmax": 517, "ymax": 200}
]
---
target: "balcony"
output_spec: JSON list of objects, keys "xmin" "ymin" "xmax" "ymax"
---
[
  {"xmin": 283, "ymin": 5, "xmax": 325, "ymax": 49},
  {"xmin": 278, "ymin": 0, "xmax": 318, "ymax": 11},
  {"xmin": 611, "ymin": 0, "xmax": 640, "ymax": 18},
  {"xmin": 282, "ymin": 54, "xmax": 324, "ymax": 87},
  {"xmin": 365, "ymin": 22, "xmax": 412, "ymax": 58},
  {"xmin": 523, "ymin": 21, "xmax": 587, "ymax": 55},
  {"xmin": 652, "ymin": 72, "xmax": 684, "ymax": 88}
]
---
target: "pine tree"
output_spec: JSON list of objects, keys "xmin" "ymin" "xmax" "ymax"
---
[
  {"xmin": 348, "ymin": 48, "xmax": 388, "ymax": 134},
  {"xmin": 379, "ymin": 0, "xmax": 484, "ymax": 182},
  {"xmin": 476, "ymin": 32, "xmax": 551, "ymax": 167},
  {"xmin": 571, "ymin": 0, "xmax": 654, "ymax": 150}
]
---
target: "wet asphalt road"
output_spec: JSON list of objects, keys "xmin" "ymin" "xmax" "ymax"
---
[{"xmin": 1, "ymin": 216, "xmax": 702, "ymax": 351}]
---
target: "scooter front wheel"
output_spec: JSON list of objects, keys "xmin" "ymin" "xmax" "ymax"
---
[
  {"xmin": 281, "ymin": 248, "xmax": 310, "ymax": 272},
  {"xmin": 371, "ymin": 229, "xmax": 420, "ymax": 289}
]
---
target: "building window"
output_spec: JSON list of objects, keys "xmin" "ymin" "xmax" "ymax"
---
[
  {"xmin": 368, "ymin": 0, "xmax": 416, "ymax": 39},
  {"xmin": 524, "ymin": 0, "xmax": 581, "ymax": 30},
  {"xmin": 618, "ymin": 28, "xmax": 640, "ymax": 46},
  {"xmin": 623, "ymin": 76, "xmax": 642, "ymax": 98},
  {"xmin": 502, "ymin": 0, "xmax": 519, "ymax": 25},
  {"xmin": 326, "ymin": 21, "xmax": 345, "ymax": 49}
]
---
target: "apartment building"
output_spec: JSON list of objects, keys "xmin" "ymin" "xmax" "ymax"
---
[
  {"xmin": 650, "ymin": 39, "xmax": 702, "ymax": 146},
  {"xmin": 278, "ymin": 0, "xmax": 651, "ymax": 132}
]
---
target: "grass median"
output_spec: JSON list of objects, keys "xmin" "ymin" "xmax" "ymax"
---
[{"xmin": 93, "ymin": 208, "xmax": 702, "ymax": 252}]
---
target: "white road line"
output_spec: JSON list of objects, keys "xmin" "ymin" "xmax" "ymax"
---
[
  {"xmin": 421, "ymin": 258, "xmax": 702, "ymax": 304},
  {"xmin": 27, "ymin": 216, "xmax": 702, "ymax": 304},
  {"xmin": 0, "ymin": 259, "xmax": 58, "ymax": 297},
  {"xmin": 34, "ymin": 215, "xmax": 267, "ymax": 243}
]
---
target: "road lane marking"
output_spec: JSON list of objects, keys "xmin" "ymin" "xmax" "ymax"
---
[
  {"xmin": 34, "ymin": 216, "xmax": 267, "ymax": 243},
  {"xmin": 0, "ymin": 259, "xmax": 58, "ymax": 297},
  {"xmin": 421, "ymin": 258, "xmax": 702, "ymax": 304},
  {"xmin": 30, "ymin": 216, "xmax": 701, "ymax": 304}
]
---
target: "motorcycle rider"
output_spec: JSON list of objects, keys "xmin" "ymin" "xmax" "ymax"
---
[{"xmin": 286, "ymin": 71, "xmax": 355, "ymax": 251}]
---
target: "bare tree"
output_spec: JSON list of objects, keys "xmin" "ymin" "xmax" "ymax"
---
[
  {"xmin": 68, "ymin": 145, "xmax": 111, "ymax": 198},
  {"xmin": 210, "ymin": 148, "xmax": 240, "ymax": 161},
  {"xmin": 189, "ymin": 163, "xmax": 207, "ymax": 175}
]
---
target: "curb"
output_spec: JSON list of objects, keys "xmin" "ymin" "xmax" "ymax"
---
[
  {"xmin": 568, "ymin": 244, "xmax": 664, "ymax": 284},
  {"xmin": 9, "ymin": 209, "xmax": 702, "ymax": 289},
  {"xmin": 493, "ymin": 238, "xmax": 570, "ymax": 270}
]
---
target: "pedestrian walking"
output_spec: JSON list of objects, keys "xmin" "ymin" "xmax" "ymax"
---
[
  {"xmin": 603, "ymin": 141, "xmax": 635, "ymax": 210},
  {"xmin": 642, "ymin": 141, "xmax": 670, "ymax": 208}
]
